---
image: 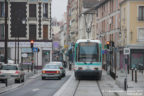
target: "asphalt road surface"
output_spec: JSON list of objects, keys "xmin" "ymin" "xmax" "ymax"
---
[{"xmin": 0, "ymin": 75, "xmax": 70, "ymax": 96}]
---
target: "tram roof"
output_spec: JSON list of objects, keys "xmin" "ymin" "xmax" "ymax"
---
[{"xmin": 76, "ymin": 39, "xmax": 101, "ymax": 44}]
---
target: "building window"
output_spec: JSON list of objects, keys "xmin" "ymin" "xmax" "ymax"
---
[
  {"xmin": 43, "ymin": 3, "xmax": 48, "ymax": 18},
  {"xmin": 138, "ymin": 6, "xmax": 144, "ymax": 21},
  {"xmin": 29, "ymin": 25, "xmax": 36, "ymax": 40},
  {"xmin": 0, "ymin": 24, "xmax": 4, "ymax": 40},
  {"xmin": 29, "ymin": 4, "xmax": 36, "ymax": 17},
  {"xmin": 43, "ymin": 25, "xmax": 48, "ymax": 40},
  {"xmin": 138, "ymin": 28, "xmax": 144, "ymax": 41},
  {"xmin": 0, "ymin": 2, "xmax": 5, "ymax": 17}
]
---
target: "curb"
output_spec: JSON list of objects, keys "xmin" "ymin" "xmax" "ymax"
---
[
  {"xmin": 0, "ymin": 83, "xmax": 24, "ymax": 94},
  {"xmin": 53, "ymin": 73, "xmax": 75, "ymax": 96}
]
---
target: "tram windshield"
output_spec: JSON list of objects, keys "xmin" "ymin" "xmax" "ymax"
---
[{"xmin": 76, "ymin": 42, "xmax": 100, "ymax": 62}]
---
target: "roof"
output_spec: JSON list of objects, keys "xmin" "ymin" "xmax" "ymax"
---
[{"xmin": 83, "ymin": 0, "xmax": 100, "ymax": 8}]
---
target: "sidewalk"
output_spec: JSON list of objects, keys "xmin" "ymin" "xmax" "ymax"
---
[
  {"xmin": 115, "ymin": 69, "xmax": 144, "ymax": 95},
  {"xmin": 0, "ymin": 70, "xmax": 41, "ymax": 94}
]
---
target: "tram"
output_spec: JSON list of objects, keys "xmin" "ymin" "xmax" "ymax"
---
[{"xmin": 74, "ymin": 39, "xmax": 102, "ymax": 80}]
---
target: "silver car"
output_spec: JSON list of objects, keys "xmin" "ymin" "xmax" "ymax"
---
[
  {"xmin": 52, "ymin": 62, "xmax": 66, "ymax": 77},
  {"xmin": 0, "ymin": 64, "xmax": 25, "ymax": 83},
  {"xmin": 41, "ymin": 64, "xmax": 62, "ymax": 80}
]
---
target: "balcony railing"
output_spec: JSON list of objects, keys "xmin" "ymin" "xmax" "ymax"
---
[{"xmin": 28, "ymin": 17, "xmax": 37, "ymax": 21}]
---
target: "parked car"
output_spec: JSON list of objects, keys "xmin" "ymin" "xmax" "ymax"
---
[
  {"xmin": 0, "ymin": 55, "xmax": 14, "ymax": 64},
  {"xmin": 0, "ymin": 64, "xmax": 25, "ymax": 83},
  {"xmin": 52, "ymin": 62, "xmax": 66, "ymax": 77},
  {"xmin": 41, "ymin": 63, "xmax": 62, "ymax": 80}
]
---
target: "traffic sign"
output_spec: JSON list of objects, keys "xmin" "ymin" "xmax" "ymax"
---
[
  {"xmin": 22, "ymin": 53, "xmax": 28, "ymax": 57},
  {"xmin": 33, "ymin": 48, "xmax": 38, "ymax": 52},
  {"xmin": 124, "ymin": 48, "xmax": 130, "ymax": 55}
]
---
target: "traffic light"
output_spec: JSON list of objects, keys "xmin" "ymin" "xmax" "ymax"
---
[
  {"xmin": 106, "ymin": 41, "xmax": 110, "ymax": 49},
  {"xmin": 30, "ymin": 40, "xmax": 34, "ymax": 48},
  {"xmin": 45, "ymin": 51, "xmax": 49, "ymax": 55},
  {"xmin": 110, "ymin": 41, "xmax": 115, "ymax": 47}
]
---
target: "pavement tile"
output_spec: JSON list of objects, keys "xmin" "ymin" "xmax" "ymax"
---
[{"xmin": 115, "ymin": 70, "xmax": 144, "ymax": 96}]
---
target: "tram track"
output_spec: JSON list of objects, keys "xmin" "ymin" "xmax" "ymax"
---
[
  {"xmin": 96, "ymin": 81, "xmax": 103, "ymax": 96},
  {"xmin": 73, "ymin": 80, "xmax": 80, "ymax": 96},
  {"xmin": 73, "ymin": 80, "xmax": 103, "ymax": 96}
]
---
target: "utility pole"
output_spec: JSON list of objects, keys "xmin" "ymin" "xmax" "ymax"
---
[
  {"xmin": 17, "ymin": 35, "xmax": 19, "ymax": 64},
  {"xmin": 15, "ymin": 37, "xmax": 17, "ymax": 64},
  {"xmin": 4, "ymin": 0, "xmax": 8, "ymax": 64},
  {"xmin": 30, "ymin": 40, "xmax": 34, "ymax": 72}
]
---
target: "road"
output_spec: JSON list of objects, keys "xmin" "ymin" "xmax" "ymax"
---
[{"xmin": 0, "ymin": 75, "xmax": 70, "ymax": 96}]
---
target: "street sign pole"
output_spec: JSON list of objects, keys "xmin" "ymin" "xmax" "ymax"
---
[{"xmin": 124, "ymin": 48, "xmax": 130, "ymax": 91}]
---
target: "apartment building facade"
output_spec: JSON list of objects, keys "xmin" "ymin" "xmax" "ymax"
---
[
  {"xmin": 120, "ymin": 0, "xmax": 144, "ymax": 69},
  {"xmin": 0, "ymin": 0, "xmax": 52, "ymax": 68}
]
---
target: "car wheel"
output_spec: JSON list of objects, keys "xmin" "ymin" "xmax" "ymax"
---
[
  {"xmin": 58, "ymin": 76, "xmax": 61, "ymax": 80},
  {"xmin": 63, "ymin": 73, "xmax": 66, "ymax": 77},
  {"xmin": 22, "ymin": 75, "xmax": 25, "ymax": 82},
  {"xmin": 17, "ymin": 78, "xmax": 21, "ymax": 83},
  {"xmin": 42, "ymin": 77, "xmax": 45, "ymax": 80}
]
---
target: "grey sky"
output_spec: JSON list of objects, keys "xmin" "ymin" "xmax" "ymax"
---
[{"xmin": 52, "ymin": 0, "xmax": 68, "ymax": 21}]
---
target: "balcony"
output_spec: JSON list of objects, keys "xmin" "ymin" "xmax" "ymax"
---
[
  {"xmin": 28, "ymin": 17, "xmax": 37, "ymax": 21},
  {"xmin": 42, "ymin": 17, "xmax": 50, "ymax": 21},
  {"xmin": 0, "ymin": 16, "xmax": 5, "ymax": 20}
]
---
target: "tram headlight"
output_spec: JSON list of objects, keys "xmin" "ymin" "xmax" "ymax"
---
[
  {"xmin": 78, "ymin": 67, "xmax": 83, "ymax": 70},
  {"xmin": 94, "ymin": 68, "xmax": 99, "ymax": 70}
]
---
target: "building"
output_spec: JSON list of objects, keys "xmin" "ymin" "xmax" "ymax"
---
[
  {"xmin": 67, "ymin": 0, "xmax": 79, "ymax": 43},
  {"xmin": 120, "ymin": 0, "xmax": 144, "ymax": 69},
  {"xmin": 0, "ymin": 0, "xmax": 52, "ymax": 68}
]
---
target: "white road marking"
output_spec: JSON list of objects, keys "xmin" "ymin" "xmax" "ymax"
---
[{"xmin": 32, "ymin": 88, "xmax": 40, "ymax": 92}]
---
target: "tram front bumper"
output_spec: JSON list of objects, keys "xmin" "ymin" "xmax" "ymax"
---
[{"xmin": 75, "ymin": 70, "xmax": 102, "ymax": 78}]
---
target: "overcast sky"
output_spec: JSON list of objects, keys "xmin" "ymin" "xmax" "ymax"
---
[{"xmin": 52, "ymin": 0, "xmax": 68, "ymax": 21}]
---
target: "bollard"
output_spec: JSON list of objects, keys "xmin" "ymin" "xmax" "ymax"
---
[
  {"xmin": 135, "ymin": 69, "xmax": 137, "ymax": 83},
  {"xmin": 124, "ymin": 78, "xmax": 127, "ymax": 91},
  {"xmin": 132, "ymin": 69, "xmax": 134, "ymax": 81}
]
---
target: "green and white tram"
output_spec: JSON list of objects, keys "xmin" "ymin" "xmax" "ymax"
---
[{"xmin": 74, "ymin": 39, "xmax": 102, "ymax": 80}]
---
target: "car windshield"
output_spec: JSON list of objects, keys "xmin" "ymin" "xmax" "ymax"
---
[
  {"xmin": 55, "ymin": 63, "xmax": 63, "ymax": 67},
  {"xmin": 44, "ymin": 65, "xmax": 59, "ymax": 69},
  {"xmin": 1, "ymin": 65, "xmax": 18, "ymax": 70}
]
